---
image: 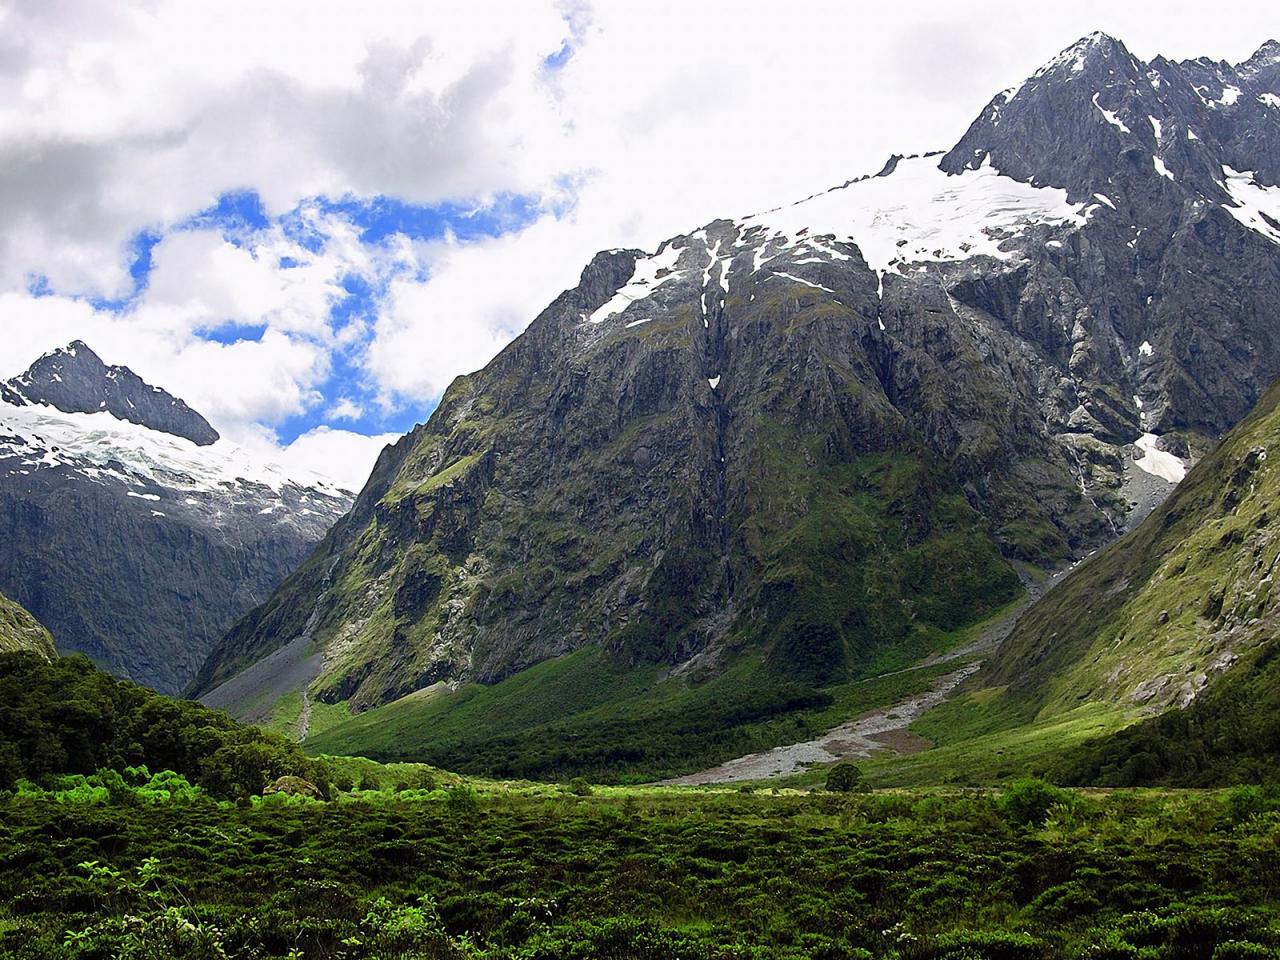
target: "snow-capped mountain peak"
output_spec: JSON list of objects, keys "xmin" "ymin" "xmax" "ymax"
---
[
  {"xmin": 6, "ymin": 340, "xmax": 220, "ymax": 446},
  {"xmin": 0, "ymin": 342, "xmax": 355, "ymax": 693}
]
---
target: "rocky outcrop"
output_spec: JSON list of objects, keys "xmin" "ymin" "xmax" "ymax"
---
[
  {"xmin": 262, "ymin": 775, "xmax": 322, "ymax": 799},
  {"xmin": 0, "ymin": 590, "xmax": 55, "ymax": 660},
  {"xmin": 193, "ymin": 34, "xmax": 1280, "ymax": 719}
]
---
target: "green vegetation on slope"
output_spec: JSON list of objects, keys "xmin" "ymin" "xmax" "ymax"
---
[
  {"xmin": 305, "ymin": 601, "xmax": 1015, "ymax": 783},
  {"xmin": 876, "ymin": 379, "xmax": 1280, "ymax": 790},
  {"xmin": 4, "ymin": 782, "xmax": 1280, "ymax": 959},
  {"xmin": 745, "ymin": 447, "xmax": 1022, "ymax": 683},
  {"xmin": 0, "ymin": 652, "xmax": 327, "ymax": 798},
  {"xmin": 0, "ymin": 591, "xmax": 54, "ymax": 660},
  {"xmin": 1054, "ymin": 640, "xmax": 1280, "ymax": 786},
  {"xmin": 981, "ymin": 380, "xmax": 1280, "ymax": 722}
]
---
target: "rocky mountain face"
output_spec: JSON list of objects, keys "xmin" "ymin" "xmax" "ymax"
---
[
  {"xmin": 0, "ymin": 343, "xmax": 354, "ymax": 693},
  {"xmin": 0, "ymin": 590, "xmax": 54, "ymax": 660},
  {"xmin": 192, "ymin": 34, "xmax": 1280, "ymax": 724}
]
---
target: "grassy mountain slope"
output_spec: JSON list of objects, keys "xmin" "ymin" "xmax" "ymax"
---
[
  {"xmin": 989, "ymin": 379, "xmax": 1280, "ymax": 716},
  {"xmin": 904, "ymin": 379, "xmax": 1280, "ymax": 783},
  {"xmin": 0, "ymin": 592, "xmax": 54, "ymax": 660},
  {"xmin": 302, "ymin": 598, "xmax": 1019, "ymax": 782}
]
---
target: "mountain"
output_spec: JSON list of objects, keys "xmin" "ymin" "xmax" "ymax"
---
[
  {"xmin": 3, "ymin": 340, "xmax": 219, "ymax": 446},
  {"xmin": 0, "ymin": 342, "xmax": 355, "ymax": 693},
  {"xmin": 191, "ymin": 34, "xmax": 1280, "ymax": 768},
  {"xmin": 0, "ymin": 590, "xmax": 54, "ymax": 660}
]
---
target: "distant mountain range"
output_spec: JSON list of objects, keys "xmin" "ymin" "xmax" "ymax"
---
[{"xmin": 0, "ymin": 342, "xmax": 355, "ymax": 693}]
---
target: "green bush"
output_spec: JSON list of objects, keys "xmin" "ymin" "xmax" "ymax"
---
[
  {"xmin": 0, "ymin": 651, "xmax": 325, "ymax": 800},
  {"xmin": 445, "ymin": 784, "xmax": 479, "ymax": 817},
  {"xmin": 1000, "ymin": 778, "xmax": 1076, "ymax": 826}
]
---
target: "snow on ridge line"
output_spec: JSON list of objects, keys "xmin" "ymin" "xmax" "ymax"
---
[
  {"xmin": 587, "ymin": 244, "xmax": 683, "ymax": 324},
  {"xmin": 587, "ymin": 156, "xmax": 1088, "ymax": 325},
  {"xmin": 739, "ymin": 155, "xmax": 1086, "ymax": 274},
  {"xmin": 0, "ymin": 398, "xmax": 349, "ymax": 495}
]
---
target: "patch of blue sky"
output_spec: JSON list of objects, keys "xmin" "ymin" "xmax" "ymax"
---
[
  {"xmin": 272, "ymin": 346, "xmax": 430, "ymax": 445},
  {"xmin": 316, "ymin": 191, "xmax": 545, "ymax": 246},
  {"xmin": 75, "ymin": 229, "xmax": 163, "ymax": 312},
  {"xmin": 25, "ymin": 273, "xmax": 53, "ymax": 297},
  {"xmin": 187, "ymin": 190, "xmax": 270, "ymax": 240},
  {"xmin": 45, "ymin": 184, "xmax": 561, "ymax": 441},
  {"xmin": 544, "ymin": 40, "xmax": 573, "ymax": 70},
  {"xmin": 196, "ymin": 321, "xmax": 268, "ymax": 345}
]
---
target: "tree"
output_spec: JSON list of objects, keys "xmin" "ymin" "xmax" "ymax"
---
[{"xmin": 826, "ymin": 762, "xmax": 864, "ymax": 793}]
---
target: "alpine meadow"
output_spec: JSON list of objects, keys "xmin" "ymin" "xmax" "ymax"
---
[{"xmin": 3, "ymin": 5, "xmax": 1280, "ymax": 958}]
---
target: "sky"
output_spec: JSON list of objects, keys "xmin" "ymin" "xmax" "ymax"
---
[{"xmin": 0, "ymin": 0, "xmax": 1273, "ymax": 490}]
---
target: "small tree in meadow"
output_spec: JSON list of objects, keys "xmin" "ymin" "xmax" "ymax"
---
[{"xmin": 826, "ymin": 762, "xmax": 864, "ymax": 793}]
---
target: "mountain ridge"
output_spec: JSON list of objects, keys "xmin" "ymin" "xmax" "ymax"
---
[
  {"xmin": 0, "ymin": 589, "xmax": 55, "ymax": 660},
  {"xmin": 5, "ymin": 340, "xmax": 220, "ymax": 446},
  {"xmin": 192, "ymin": 33, "xmax": 1280, "ymax": 767}
]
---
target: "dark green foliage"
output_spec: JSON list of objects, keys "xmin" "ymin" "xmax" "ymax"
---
[
  {"xmin": 1053, "ymin": 644, "xmax": 1280, "ymax": 787},
  {"xmin": 2, "ymin": 788, "xmax": 1280, "ymax": 959},
  {"xmin": 757, "ymin": 455, "xmax": 1021, "ymax": 683},
  {"xmin": 0, "ymin": 652, "xmax": 327, "ymax": 798},
  {"xmin": 998, "ymin": 778, "xmax": 1076, "ymax": 825},
  {"xmin": 405, "ymin": 680, "xmax": 833, "ymax": 782},
  {"xmin": 825, "ymin": 762, "xmax": 863, "ymax": 793}
]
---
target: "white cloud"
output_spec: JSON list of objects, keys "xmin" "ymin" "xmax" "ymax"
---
[
  {"xmin": 356, "ymin": 0, "xmax": 1280, "ymax": 406},
  {"xmin": 1, "ymin": 0, "xmax": 1275, "ymax": 492},
  {"xmin": 230, "ymin": 423, "xmax": 400, "ymax": 492},
  {"xmin": 328, "ymin": 397, "xmax": 365, "ymax": 421},
  {"xmin": 0, "ymin": 1, "xmax": 572, "ymax": 297}
]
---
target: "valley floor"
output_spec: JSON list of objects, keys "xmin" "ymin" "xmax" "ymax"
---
[
  {"xmin": 662, "ymin": 660, "xmax": 980, "ymax": 784},
  {"xmin": 666, "ymin": 569, "xmax": 1070, "ymax": 786}
]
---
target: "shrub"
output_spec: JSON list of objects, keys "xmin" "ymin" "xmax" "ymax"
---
[
  {"xmin": 445, "ymin": 784, "xmax": 479, "ymax": 817},
  {"xmin": 1000, "ymin": 778, "xmax": 1076, "ymax": 826},
  {"xmin": 567, "ymin": 777, "xmax": 593, "ymax": 796}
]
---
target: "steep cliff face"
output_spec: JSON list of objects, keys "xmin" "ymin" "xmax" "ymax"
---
[
  {"xmin": 0, "ymin": 590, "xmax": 54, "ymax": 660},
  {"xmin": 0, "ymin": 343, "xmax": 354, "ymax": 693},
  {"xmin": 193, "ymin": 35, "xmax": 1280, "ymax": 722}
]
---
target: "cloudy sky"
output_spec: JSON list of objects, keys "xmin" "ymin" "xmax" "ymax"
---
[{"xmin": 0, "ymin": 0, "xmax": 1273, "ymax": 489}]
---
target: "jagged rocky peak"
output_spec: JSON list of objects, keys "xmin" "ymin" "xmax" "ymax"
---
[
  {"xmin": 942, "ymin": 29, "xmax": 1280, "ymax": 201},
  {"xmin": 1247, "ymin": 38, "xmax": 1280, "ymax": 67},
  {"xmin": 6, "ymin": 340, "xmax": 220, "ymax": 446},
  {"xmin": 1038, "ymin": 31, "xmax": 1138, "ymax": 78}
]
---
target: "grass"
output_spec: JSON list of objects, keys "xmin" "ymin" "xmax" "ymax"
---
[{"xmin": 839, "ymin": 702, "xmax": 1130, "ymax": 790}]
